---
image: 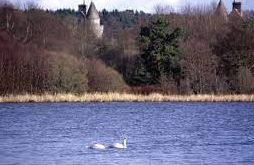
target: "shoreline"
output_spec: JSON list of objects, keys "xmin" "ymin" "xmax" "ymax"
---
[{"xmin": 0, "ymin": 93, "xmax": 254, "ymax": 103}]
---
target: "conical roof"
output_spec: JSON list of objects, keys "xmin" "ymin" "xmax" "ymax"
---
[
  {"xmin": 215, "ymin": 0, "xmax": 228, "ymax": 19},
  {"xmin": 86, "ymin": 2, "xmax": 100, "ymax": 20}
]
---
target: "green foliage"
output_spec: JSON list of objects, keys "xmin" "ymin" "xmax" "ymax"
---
[
  {"xmin": 48, "ymin": 52, "xmax": 88, "ymax": 93},
  {"xmin": 101, "ymin": 9, "xmax": 140, "ymax": 28},
  {"xmin": 139, "ymin": 17, "xmax": 183, "ymax": 84},
  {"xmin": 125, "ymin": 57, "xmax": 154, "ymax": 86},
  {"xmin": 53, "ymin": 9, "xmax": 78, "ymax": 17}
]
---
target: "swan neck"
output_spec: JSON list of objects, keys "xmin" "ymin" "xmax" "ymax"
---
[{"xmin": 123, "ymin": 139, "xmax": 127, "ymax": 147}]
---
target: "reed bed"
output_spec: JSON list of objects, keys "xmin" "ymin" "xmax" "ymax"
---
[{"xmin": 0, "ymin": 93, "xmax": 254, "ymax": 103}]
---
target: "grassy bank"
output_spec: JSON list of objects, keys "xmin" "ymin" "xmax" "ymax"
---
[{"xmin": 0, "ymin": 93, "xmax": 254, "ymax": 103}]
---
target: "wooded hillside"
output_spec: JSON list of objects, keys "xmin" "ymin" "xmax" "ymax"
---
[{"xmin": 0, "ymin": 3, "xmax": 254, "ymax": 95}]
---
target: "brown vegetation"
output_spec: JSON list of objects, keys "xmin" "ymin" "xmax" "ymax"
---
[
  {"xmin": 87, "ymin": 59, "xmax": 128, "ymax": 92},
  {"xmin": 0, "ymin": 2, "xmax": 254, "ymax": 98},
  {"xmin": 0, "ymin": 93, "xmax": 253, "ymax": 103},
  {"xmin": 0, "ymin": 4, "xmax": 120, "ymax": 95}
]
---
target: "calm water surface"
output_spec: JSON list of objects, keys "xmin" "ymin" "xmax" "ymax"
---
[{"xmin": 0, "ymin": 102, "xmax": 254, "ymax": 165}]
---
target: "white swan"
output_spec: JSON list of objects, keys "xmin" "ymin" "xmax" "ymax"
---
[
  {"xmin": 110, "ymin": 137, "xmax": 127, "ymax": 149},
  {"xmin": 89, "ymin": 143, "xmax": 106, "ymax": 150}
]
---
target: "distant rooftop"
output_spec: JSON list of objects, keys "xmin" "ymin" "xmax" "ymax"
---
[
  {"xmin": 86, "ymin": 2, "xmax": 100, "ymax": 20},
  {"xmin": 215, "ymin": 0, "xmax": 228, "ymax": 19}
]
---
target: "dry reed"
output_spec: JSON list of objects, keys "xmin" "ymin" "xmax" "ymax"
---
[{"xmin": 0, "ymin": 93, "xmax": 254, "ymax": 103}]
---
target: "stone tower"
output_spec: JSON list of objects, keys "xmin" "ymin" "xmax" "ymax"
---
[
  {"xmin": 215, "ymin": 0, "xmax": 228, "ymax": 21},
  {"xmin": 78, "ymin": 0, "xmax": 87, "ymax": 18},
  {"xmin": 86, "ymin": 2, "xmax": 104, "ymax": 38},
  {"xmin": 78, "ymin": 1, "xmax": 104, "ymax": 38},
  {"xmin": 215, "ymin": 0, "xmax": 243, "ymax": 21},
  {"xmin": 231, "ymin": 0, "xmax": 242, "ymax": 16}
]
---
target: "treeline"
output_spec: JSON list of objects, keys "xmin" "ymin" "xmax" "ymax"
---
[
  {"xmin": 0, "ymin": 4, "xmax": 128, "ymax": 95},
  {"xmin": 0, "ymin": 3, "xmax": 254, "ymax": 95}
]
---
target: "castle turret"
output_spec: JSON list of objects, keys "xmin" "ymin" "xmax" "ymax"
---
[
  {"xmin": 214, "ymin": 0, "xmax": 244, "ymax": 21},
  {"xmin": 215, "ymin": 0, "xmax": 228, "ymax": 21},
  {"xmin": 233, "ymin": 0, "xmax": 242, "ymax": 13},
  {"xmin": 79, "ymin": 0, "xmax": 87, "ymax": 18},
  {"xmin": 231, "ymin": 0, "xmax": 242, "ymax": 17},
  {"xmin": 86, "ymin": 2, "xmax": 104, "ymax": 38}
]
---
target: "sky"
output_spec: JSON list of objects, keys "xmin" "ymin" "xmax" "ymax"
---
[{"xmin": 6, "ymin": 0, "xmax": 254, "ymax": 13}]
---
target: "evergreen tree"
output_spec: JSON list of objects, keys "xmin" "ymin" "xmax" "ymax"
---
[{"xmin": 139, "ymin": 17, "xmax": 183, "ymax": 85}]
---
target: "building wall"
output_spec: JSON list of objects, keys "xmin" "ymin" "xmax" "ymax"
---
[{"xmin": 87, "ymin": 18, "xmax": 104, "ymax": 38}]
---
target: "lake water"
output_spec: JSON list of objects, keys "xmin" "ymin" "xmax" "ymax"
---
[{"xmin": 0, "ymin": 102, "xmax": 254, "ymax": 165}]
